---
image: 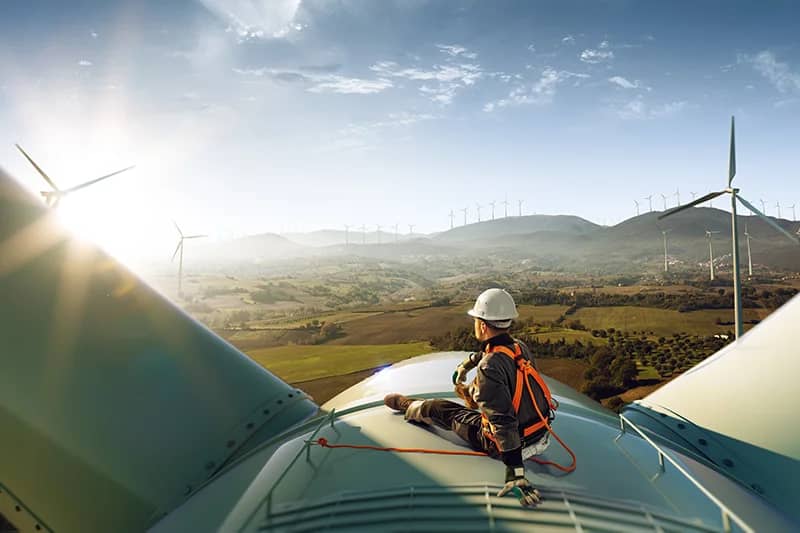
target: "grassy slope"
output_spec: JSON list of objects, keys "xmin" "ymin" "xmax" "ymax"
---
[
  {"xmin": 246, "ymin": 342, "xmax": 431, "ymax": 382},
  {"xmin": 571, "ymin": 306, "xmax": 769, "ymax": 336}
]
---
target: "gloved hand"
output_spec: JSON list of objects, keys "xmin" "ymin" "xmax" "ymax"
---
[
  {"xmin": 451, "ymin": 353, "xmax": 479, "ymax": 384},
  {"xmin": 497, "ymin": 466, "xmax": 542, "ymax": 508}
]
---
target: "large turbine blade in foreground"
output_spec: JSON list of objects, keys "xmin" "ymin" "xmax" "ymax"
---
[
  {"xmin": 658, "ymin": 190, "xmax": 726, "ymax": 220},
  {"xmin": 0, "ymin": 167, "xmax": 318, "ymax": 532}
]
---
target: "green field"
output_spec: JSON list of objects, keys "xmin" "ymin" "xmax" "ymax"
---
[
  {"xmin": 246, "ymin": 342, "xmax": 432, "ymax": 382},
  {"xmin": 571, "ymin": 306, "xmax": 767, "ymax": 337}
]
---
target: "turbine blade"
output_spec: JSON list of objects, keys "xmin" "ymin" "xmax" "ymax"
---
[
  {"xmin": 728, "ymin": 116, "xmax": 736, "ymax": 186},
  {"xmin": 737, "ymin": 195, "xmax": 799, "ymax": 244},
  {"xmin": 171, "ymin": 241, "xmax": 182, "ymax": 262},
  {"xmin": 62, "ymin": 165, "xmax": 135, "ymax": 194},
  {"xmin": 15, "ymin": 144, "xmax": 60, "ymax": 191},
  {"xmin": 172, "ymin": 220, "xmax": 183, "ymax": 237},
  {"xmin": 658, "ymin": 190, "xmax": 726, "ymax": 220},
  {"xmin": 184, "ymin": 234, "xmax": 207, "ymax": 239}
]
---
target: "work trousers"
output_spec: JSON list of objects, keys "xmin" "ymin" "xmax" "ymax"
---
[{"xmin": 410, "ymin": 399, "xmax": 501, "ymax": 458}]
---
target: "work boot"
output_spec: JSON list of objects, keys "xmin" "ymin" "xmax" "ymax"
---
[{"xmin": 384, "ymin": 393, "xmax": 416, "ymax": 413}]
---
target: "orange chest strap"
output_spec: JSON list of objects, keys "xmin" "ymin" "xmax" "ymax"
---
[{"xmin": 486, "ymin": 343, "xmax": 556, "ymax": 413}]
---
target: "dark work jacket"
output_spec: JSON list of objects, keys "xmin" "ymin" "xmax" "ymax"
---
[{"xmin": 467, "ymin": 333, "xmax": 547, "ymax": 452}]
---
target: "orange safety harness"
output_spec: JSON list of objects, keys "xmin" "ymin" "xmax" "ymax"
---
[
  {"xmin": 480, "ymin": 343, "xmax": 576, "ymax": 473},
  {"xmin": 311, "ymin": 344, "xmax": 576, "ymax": 474}
]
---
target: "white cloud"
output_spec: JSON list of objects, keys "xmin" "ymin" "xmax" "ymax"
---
[
  {"xmin": 484, "ymin": 68, "xmax": 589, "ymax": 112},
  {"xmin": 370, "ymin": 58, "xmax": 482, "ymax": 105},
  {"xmin": 599, "ymin": 40, "xmax": 610, "ymax": 49},
  {"xmin": 90, "ymin": 31, "xmax": 98, "ymax": 39},
  {"xmin": 580, "ymin": 48, "xmax": 614, "ymax": 64},
  {"xmin": 562, "ymin": 35, "xmax": 576, "ymax": 45},
  {"xmin": 527, "ymin": 44, "xmax": 536, "ymax": 53},
  {"xmin": 436, "ymin": 44, "xmax": 477, "ymax": 60},
  {"xmin": 233, "ymin": 67, "xmax": 393, "ymax": 94},
  {"xmin": 199, "ymin": 0, "xmax": 304, "ymax": 41},
  {"xmin": 616, "ymin": 97, "xmax": 686, "ymax": 120},
  {"xmin": 739, "ymin": 50, "xmax": 800, "ymax": 93},
  {"xmin": 608, "ymin": 76, "xmax": 650, "ymax": 91},
  {"xmin": 308, "ymin": 75, "xmax": 393, "ymax": 94},
  {"xmin": 78, "ymin": 60, "xmax": 93, "ymax": 67}
]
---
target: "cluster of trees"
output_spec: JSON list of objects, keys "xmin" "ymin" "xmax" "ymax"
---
[
  {"xmin": 430, "ymin": 324, "xmax": 732, "ymax": 401},
  {"xmin": 294, "ymin": 320, "xmax": 344, "ymax": 345},
  {"xmin": 250, "ymin": 283, "xmax": 298, "ymax": 304},
  {"xmin": 515, "ymin": 286, "xmax": 797, "ymax": 312}
]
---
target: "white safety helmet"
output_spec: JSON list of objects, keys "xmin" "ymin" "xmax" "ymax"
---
[{"xmin": 467, "ymin": 288, "xmax": 518, "ymax": 329}]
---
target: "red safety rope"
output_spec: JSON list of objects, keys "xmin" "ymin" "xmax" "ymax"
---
[{"xmin": 314, "ymin": 432, "xmax": 576, "ymax": 473}]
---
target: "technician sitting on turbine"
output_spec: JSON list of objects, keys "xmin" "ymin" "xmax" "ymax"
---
[{"xmin": 384, "ymin": 288, "xmax": 556, "ymax": 508}]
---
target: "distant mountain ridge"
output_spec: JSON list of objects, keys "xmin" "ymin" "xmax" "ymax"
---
[{"xmin": 190, "ymin": 209, "xmax": 800, "ymax": 272}]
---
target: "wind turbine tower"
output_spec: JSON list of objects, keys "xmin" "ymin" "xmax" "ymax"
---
[
  {"xmin": 706, "ymin": 230, "xmax": 720, "ymax": 281},
  {"xmin": 744, "ymin": 224, "xmax": 753, "ymax": 277},
  {"xmin": 660, "ymin": 193, "xmax": 668, "ymax": 211},
  {"xmin": 644, "ymin": 195, "xmax": 653, "ymax": 212},
  {"xmin": 675, "ymin": 188, "xmax": 681, "ymax": 206},
  {"xmin": 662, "ymin": 229, "xmax": 670, "ymax": 273},
  {"xmin": 172, "ymin": 221, "xmax": 207, "ymax": 297},
  {"xmin": 476, "ymin": 203, "xmax": 482, "ymax": 222},
  {"xmin": 690, "ymin": 191, "xmax": 697, "ymax": 201},
  {"xmin": 759, "ymin": 199, "xmax": 766, "ymax": 213},
  {"xmin": 490, "ymin": 201, "xmax": 496, "ymax": 220},
  {"xmin": 344, "ymin": 225, "xmax": 350, "ymax": 246},
  {"xmin": 776, "ymin": 202, "xmax": 782, "ymax": 219},
  {"xmin": 408, "ymin": 224, "xmax": 415, "ymax": 236},
  {"xmin": 789, "ymin": 204, "xmax": 797, "ymax": 221},
  {"xmin": 660, "ymin": 116, "xmax": 799, "ymax": 338},
  {"xmin": 461, "ymin": 207, "xmax": 468, "ymax": 226},
  {"xmin": 518, "ymin": 199, "xmax": 524, "ymax": 216},
  {"xmin": 449, "ymin": 210, "xmax": 455, "ymax": 229},
  {"xmin": 503, "ymin": 198, "xmax": 509, "ymax": 217},
  {"xmin": 634, "ymin": 200, "xmax": 640, "ymax": 216}
]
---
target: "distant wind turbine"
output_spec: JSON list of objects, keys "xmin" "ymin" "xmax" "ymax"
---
[
  {"xmin": 644, "ymin": 195, "xmax": 653, "ymax": 212},
  {"xmin": 172, "ymin": 221, "xmax": 206, "ymax": 297},
  {"xmin": 15, "ymin": 143, "xmax": 134, "ymax": 207},
  {"xmin": 662, "ymin": 229, "xmax": 670, "ymax": 273},
  {"xmin": 705, "ymin": 230, "xmax": 720, "ymax": 281},
  {"xmin": 759, "ymin": 199, "xmax": 766, "ymax": 213},
  {"xmin": 476, "ymin": 203, "xmax": 482, "ymax": 222},
  {"xmin": 518, "ymin": 199, "xmax": 524, "ymax": 216},
  {"xmin": 461, "ymin": 207, "xmax": 468, "ymax": 226},
  {"xmin": 660, "ymin": 193, "xmax": 668, "ymax": 211},
  {"xmin": 775, "ymin": 201, "xmax": 782, "ymax": 219},
  {"xmin": 449, "ymin": 210, "xmax": 455, "ymax": 229},
  {"xmin": 744, "ymin": 224, "xmax": 753, "ymax": 277},
  {"xmin": 344, "ymin": 224, "xmax": 350, "ymax": 246},
  {"xmin": 674, "ymin": 188, "xmax": 681, "ymax": 206},
  {"xmin": 408, "ymin": 224, "xmax": 415, "ymax": 235},
  {"xmin": 690, "ymin": 191, "xmax": 697, "ymax": 201},
  {"xmin": 634, "ymin": 199, "xmax": 640, "ymax": 216},
  {"xmin": 789, "ymin": 203, "xmax": 796, "ymax": 221},
  {"xmin": 503, "ymin": 197, "xmax": 509, "ymax": 218},
  {"xmin": 660, "ymin": 116, "xmax": 799, "ymax": 337},
  {"xmin": 489, "ymin": 201, "xmax": 496, "ymax": 220}
]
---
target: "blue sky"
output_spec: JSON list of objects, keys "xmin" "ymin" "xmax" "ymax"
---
[{"xmin": 1, "ymin": 0, "xmax": 799, "ymax": 262}]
